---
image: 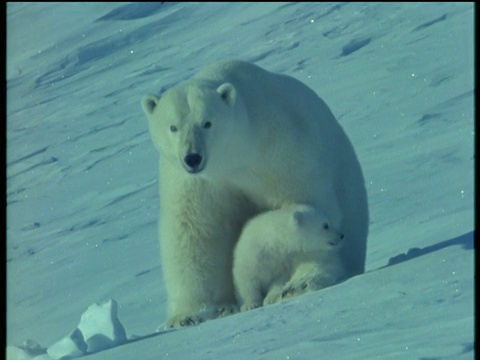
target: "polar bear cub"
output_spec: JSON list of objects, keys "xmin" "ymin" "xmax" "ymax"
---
[{"xmin": 233, "ymin": 204, "xmax": 344, "ymax": 311}]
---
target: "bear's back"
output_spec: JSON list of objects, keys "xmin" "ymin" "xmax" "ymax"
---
[{"xmin": 193, "ymin": 60, "xmax": 323, "ymax": 113}]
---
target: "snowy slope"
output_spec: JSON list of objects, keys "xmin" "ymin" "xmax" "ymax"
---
[{"xmin": 7, "ymin": 2, "xmax": 474, "ymax": 359}]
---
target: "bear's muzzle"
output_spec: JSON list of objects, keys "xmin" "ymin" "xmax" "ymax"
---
[{"xmin": 183, "ymin": 153, "xmax": 204, "ymax": 173}]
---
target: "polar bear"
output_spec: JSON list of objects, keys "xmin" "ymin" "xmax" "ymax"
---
[
  {"xmin": 141, "ymin": 60, "xmax": 368, "ymax": 328},
  {"xmin": 233, "ymin": 204, "xmax": 344, "ymax": 312}
]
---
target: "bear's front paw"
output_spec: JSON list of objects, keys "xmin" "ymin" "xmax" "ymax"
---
[
  {"xmin": 217, "ymin": 304, "xmax": 239, "ymax": 317},
  {"xmin": 179, "ymin": 316, "xmax": 203, "ymax": 327},
  {"xmin": 166, "ymin": 314, "xmax": 205, "ymax": 328},
  {"xmin": 240, "ymin": 302, "xmax": 261, "ymax": 312},
  {"xmin": 263, "ymin": 288, "xmax": 283, "ymax": 306},
  {"xmin": 263, "ymin": 283, "xmax": 284, "ymax": 306}
]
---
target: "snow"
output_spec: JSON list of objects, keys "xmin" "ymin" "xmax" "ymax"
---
[{"xmin": 6, "ymin": 2, "xmax": 474, "ymax": 359}]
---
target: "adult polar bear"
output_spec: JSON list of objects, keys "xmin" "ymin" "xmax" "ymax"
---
[{"xmin": 141, "ymin": 60, "xmax": 368, "ymax": 328}]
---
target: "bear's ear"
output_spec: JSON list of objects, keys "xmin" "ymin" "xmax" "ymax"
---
[
  {"xmin": 292, "ymin": 211, "xmax": 304, "ymax": 227},
  {"xmin": 141, "ymin": 95, "xmax": 160, "ymax": 116},
  {"xmin": 216, "ymin": 83, "xmax": 236, "ymax": 106}
]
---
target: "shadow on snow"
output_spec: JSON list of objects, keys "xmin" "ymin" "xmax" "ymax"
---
[{"xmin": 379, "ymin": 231, "xmax": 474, "ymax": 270}]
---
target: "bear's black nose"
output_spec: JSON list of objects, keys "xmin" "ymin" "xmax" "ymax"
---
[{"xmin": 184, "ymin": 153, "xmax": 203, "ymax": 169}]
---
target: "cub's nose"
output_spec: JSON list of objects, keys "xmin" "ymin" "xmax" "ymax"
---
[{"xmin": 184, "ymin": 153, "xmax": 203, "ymax": 169}]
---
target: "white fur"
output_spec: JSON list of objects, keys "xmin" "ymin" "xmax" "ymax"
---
[
  {"xmin": 233, "ymin": 204, "xmax": 344, "ymax": 311},
  {"xmin": 141, "ymin": 60, "xmax": 368, "ymax": 327}
]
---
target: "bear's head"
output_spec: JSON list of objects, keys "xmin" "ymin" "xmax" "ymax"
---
[
  {"xmin": 142, "ymin": 81, "xmax": 250, "ymax": 177},
  {"xmin": 290, "ymin": 205, "xmax": 344, "ymax": 247}
]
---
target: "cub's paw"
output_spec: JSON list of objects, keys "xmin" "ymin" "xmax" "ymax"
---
[{"xmin": 281, "ymin": 278, "xmax": 318, "ymax": 300}]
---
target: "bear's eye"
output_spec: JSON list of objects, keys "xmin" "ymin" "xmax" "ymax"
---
[
  {"xmin": 203, "ymin": 121, "xmax": 212, "ymax": 129},
  {"xmin": 322, "ymin": 223, "xmax": 329, "ymax": 230},
  {"xmin": 170, "ymin": 125, "xmax": 178, "ymax": 132}
]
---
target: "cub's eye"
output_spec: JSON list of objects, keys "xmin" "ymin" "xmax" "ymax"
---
[
  {"xmin": 203, "ymin": 121, "xmax": 212, "ymax": 129},
  {"xmin": 170, "ymin": 125, "xmax": 178, "ymax": 132},
  {"xmin": 322, "ymin": 223, "xmax": 329, "ymax": 230}
]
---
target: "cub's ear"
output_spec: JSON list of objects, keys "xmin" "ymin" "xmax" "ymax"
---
[
  {"xmin": 216, "ymin": 83, "xmax": 236, "ymax": 106},
  {"xmin": 292, "ymin": 210, "xmax": 304, "ymax": 227},
  {"xmin": 141, "ymin": 95, "xmax": 160, "ymax": 116}
]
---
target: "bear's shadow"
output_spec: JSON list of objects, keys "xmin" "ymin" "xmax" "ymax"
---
[{"xmin": 378, "ymin": 230, "xmax": 474, "ymax": 269}]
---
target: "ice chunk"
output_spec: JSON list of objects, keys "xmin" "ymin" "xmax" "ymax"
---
[
  {"xmin": 6, "ymin": 346, "xmax": 35, "ymax": 360},
  {"xmin": 46, "ymin": 328, "xmax": 87, "ymax": 359},
  {"xmin": 9, "ymin": 299, "xmax": 128, "ymax": 360},
  {"xmin": 20, "ymin": 339, "xmax": 48, "ymax": 357},
  {"xmin": 77, "ymin": 299, "xmax": 127, "ymax": 353},
  {"xmin": 6, "ymin": 339, "xmax": 49, "ymax": 360}
]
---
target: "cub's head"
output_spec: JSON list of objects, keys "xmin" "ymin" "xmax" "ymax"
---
[
  {"xmin": 142, "ymin": 81, "xmax": 246, "ymax": 176},
  {"xmin": 290, "ymin": 205, "xmax": 344, "ymax": 247}
]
